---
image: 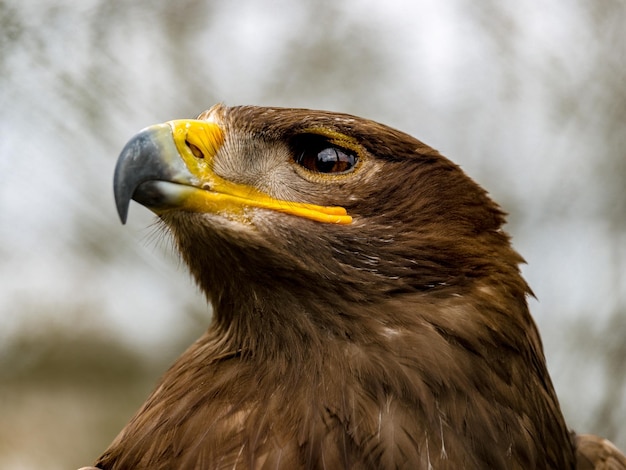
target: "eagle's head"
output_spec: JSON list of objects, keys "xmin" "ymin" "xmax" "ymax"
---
[
  {"xmin": 115, "ymin": 105, "xmax": 527, "ymax": 341},
  {"xmin": 106, "ymin": 104, "xmax": 581, "ymax": 469}
]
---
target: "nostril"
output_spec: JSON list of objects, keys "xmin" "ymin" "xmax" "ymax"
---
[{"xmin": 186, "ymin": 140, "xmax": 204, "ymax": 159}]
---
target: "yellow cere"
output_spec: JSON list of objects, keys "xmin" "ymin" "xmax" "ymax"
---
[
  {"xmin": 165, "ymin": 120, "xmax": 353, "ymax": 225},
  {"xmin": 169, "ymin": 119, "xmax": 225, "ymax": 179}
]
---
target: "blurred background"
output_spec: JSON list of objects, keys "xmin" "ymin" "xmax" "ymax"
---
[{"xmin": 1, "ymin": 0, "xmax": 624, "ymax": 468}]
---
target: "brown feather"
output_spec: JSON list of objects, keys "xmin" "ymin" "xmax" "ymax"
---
[
  {"xmin": 573, "ymin": 433, "xmax": 626, "ymax": 470},
  {"xmin": 93, "ymin": 105, "xmax": 624, "ymax": 469}
]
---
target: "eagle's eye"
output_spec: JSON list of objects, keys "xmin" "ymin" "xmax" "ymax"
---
[{"xmin": 292, "ymin": 136, "xmax": 358, "ymax": 174}]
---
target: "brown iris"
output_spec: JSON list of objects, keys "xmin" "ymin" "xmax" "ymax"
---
[{"xmin": 293, "ymin": 135, "xmax": 358, "ymax": 174}]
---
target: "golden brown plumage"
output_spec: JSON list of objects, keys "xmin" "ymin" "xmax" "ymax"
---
[{"xmin": 91, "ymin": 105, "xmax": 625, "ymax": 469}]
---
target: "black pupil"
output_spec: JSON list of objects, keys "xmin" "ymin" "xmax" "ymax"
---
[{"xmin": 295, "ymin": 142, "xmax": 357, "ymax": 174}]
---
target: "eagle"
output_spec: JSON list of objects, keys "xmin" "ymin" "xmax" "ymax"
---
[{"xmin": 84, "ymin": 105, "xmax": 625, "ymax": 469}]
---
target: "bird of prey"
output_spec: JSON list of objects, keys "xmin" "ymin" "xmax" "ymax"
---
[{"xmin": 87, "ymin": 105, "xmax": 626, "ymax": 469}]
